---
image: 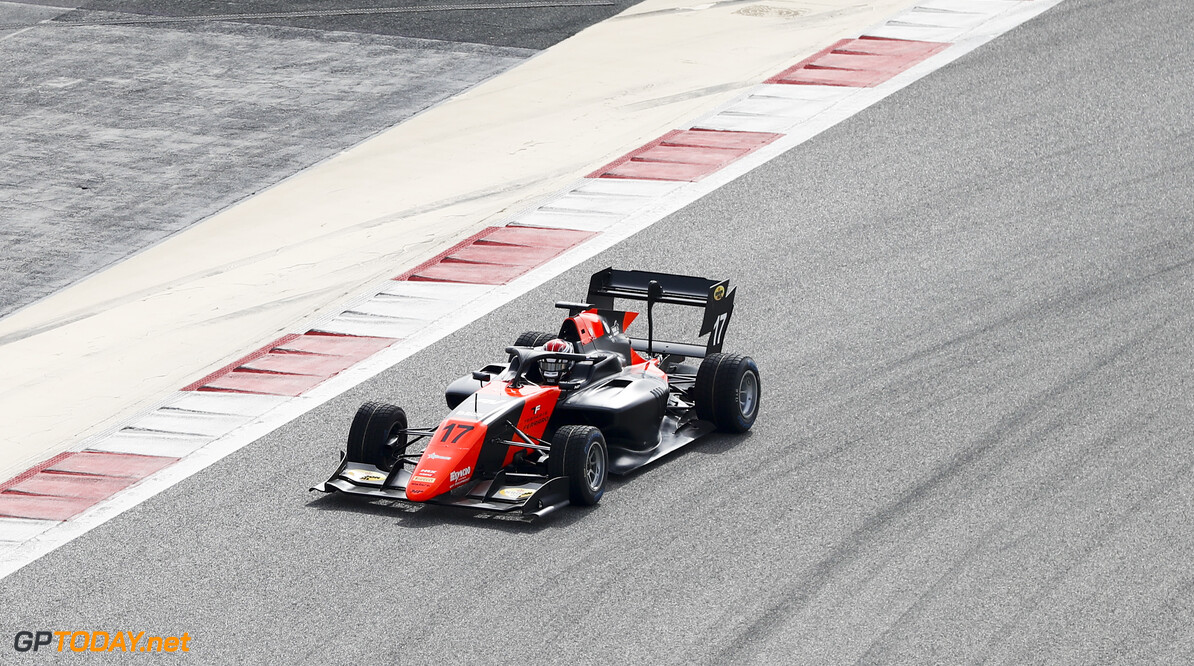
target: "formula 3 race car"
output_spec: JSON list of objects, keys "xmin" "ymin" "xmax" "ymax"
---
[{"xmin": 312, "ymin": 268, "xmax": 760, "ymax": 517}]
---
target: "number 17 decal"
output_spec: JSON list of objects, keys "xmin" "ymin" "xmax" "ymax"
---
[
  {"xmin": 711, "ymin": 312, "xmax": 728, "ymax": 347},
  {"xmin": 440, "ymin": 423, "xmax": 475, "ymax": 443}
]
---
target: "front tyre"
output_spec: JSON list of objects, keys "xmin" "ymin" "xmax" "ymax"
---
[
  {"xmin": 346, "ymin": 401, "xmax": 408, "ymax": 472},
  {"xmin": 548, "ymin": 425, "xmax": 608, "ymax": 506},
  {"xmin": 694, "ymin": 353, "xmax": 761, "ymax": 433}
]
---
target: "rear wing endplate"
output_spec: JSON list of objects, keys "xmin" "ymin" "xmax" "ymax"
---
[{"xmin": 584, "ymin": 268, "xmax": 736, "ymax": 357}]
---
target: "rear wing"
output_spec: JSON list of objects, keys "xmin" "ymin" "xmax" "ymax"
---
[{"xmin": 581, "ymin": 268, "xmax": 736, "ymax": 358}]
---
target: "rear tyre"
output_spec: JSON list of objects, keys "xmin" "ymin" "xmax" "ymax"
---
[
  {"xmin": 694, "ymin": 353, "xmax": 760, "ymax": 433},
  {"xmin": 346, "ymin": 401, "xmax": 408, "ymax": 472},
  {"xmin": 548, "ymin": 425, "xmax": 608, "ymax": 506},
  {"xmin": 514, "ymin": 331, "xmax": 556, "ymax": 348}
]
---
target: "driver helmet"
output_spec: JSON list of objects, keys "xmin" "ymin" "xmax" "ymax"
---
[{"xmin": 539, "ymin": 339, "xmax": 574, "ymax": 384}]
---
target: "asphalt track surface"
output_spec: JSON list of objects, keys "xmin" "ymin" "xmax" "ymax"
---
[
  {"xmin": 4, "ymin": 0, "xmax": 1194, "ymax": 663},
  {"xmin": 0, "ymin": 0, "xmax": 634, "ymax": 319}
]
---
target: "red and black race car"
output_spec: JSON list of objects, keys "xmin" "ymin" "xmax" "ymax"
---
[{"xmin": 313, "ymin": 268, "xmax": 760, "ymax": 517}]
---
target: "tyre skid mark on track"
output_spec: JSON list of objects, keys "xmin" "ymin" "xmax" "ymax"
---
[{"xmin": 715, "ymin": 314, "xmax": 1179, "ymax": 659}]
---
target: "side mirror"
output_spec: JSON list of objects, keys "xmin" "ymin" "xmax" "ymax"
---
[
  {"xmin": 472, "ymin": 371, "xmax": 491, "ymax": 383},
  {"xmin": 555, "ymin": 301, "xmax": 593, "ymax": 316}
]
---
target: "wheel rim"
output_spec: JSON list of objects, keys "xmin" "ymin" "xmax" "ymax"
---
[
  {"xmin": 584, "ymin": 441, "xmax": 605, "ymax": 491},
  {"xmin": 738, "ymin": 371, "xmax": 759, "ymax": 419}
]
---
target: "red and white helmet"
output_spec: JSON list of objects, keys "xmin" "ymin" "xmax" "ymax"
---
[{"xmin": 539, "ymin": 338, "xmax": 574, "ymax": 384}]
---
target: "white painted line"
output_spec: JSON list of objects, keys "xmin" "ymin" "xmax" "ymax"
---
[
  {"xmin": 895, "ymin": 9, "xmax": 988, "ymax": 28},
  {"xmin": 867, "ymin": 24, "xmax": 956, "ymax": 41},
  {"xmin": 510, "ymin": 209, "xmax": 625, "ymax": 231},
  {"xmin": 164, "ymin": 391, "xmax": 291, "ymax": 418},
  {"xmin": 508, "ymin": 178, "xmax": 689, "ymax": 231},
  {"xmin": 0, "ymin": 517, "xmax": 59, "ymax": 544},
  {"xmin": 86, "ymin": 430, "xmax": 212, "ymax": 458},
  {"xmin": 693, "ymin": 85, "xmax": 858, "ymax": 134},
  {"xmin": 122, "ymin": 408, "xmax": 254, "ymax": 438},
  {"xmin": 692, "ymin": 114, "xmax": 795, "ymax": 134},
  {"xmin": 749, "ymin": 84, "xmax": 858, "ymax": 102},
  {"xmin": 722, "ymin": 96, "xmax": 838, "ymax": 120},
  {"xmin": 696, "ymin": 96, "xmax": 841, "ymax": 133},
  {"xmin": 345, "ymin": 298, "xmax": 444, "ymax": 322},
  {"xmin": 310, "ymin": 280, "xmax": 495, "ymax": 338},
  {"xmin": 868, "ymin": 0, "xmax": 1020, "ymax": 41},
  {"xmin": 921, "ymin": 0, "xmax": 1021, "ymax": 13},
  {"xmin": 0, "ymin": 0, "xmax": 1068, "ymax": 581},
  {"xmin": 540, "ymin": 200, "xmax": 631, "ymax": 217},
  {"xmin": 572, "ymin": 178, "xmax": 684, "ymax": 198},
  {"xmin": 377, "ymin": 281, "xmax": 492, "ymax": 301},
  {"xmin": 314, "ymin": 312, "xmax": 423, "ymax": 339}
]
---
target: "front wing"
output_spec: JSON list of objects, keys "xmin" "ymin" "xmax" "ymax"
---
[{"xmin": 311, "ymin": 457, "xmax": 571, "ymax": 518}]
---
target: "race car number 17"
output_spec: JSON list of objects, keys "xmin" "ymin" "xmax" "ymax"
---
[
  {"xmin": 440, "ymin": 423, "xmax": 475, "ymax": 443},
  {"xmin": 710, "ymin": 313, "xmax": 728, "ymax": 347}
]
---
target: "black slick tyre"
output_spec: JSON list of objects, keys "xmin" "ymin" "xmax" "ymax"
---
[
  {"xmin": 346, "ymin": 401, "xmax": 408, "ymax": 472},
  {"xmin": 514, "ymin": 331, "xmax": 556, "ymax": 348},
  {"xmin": 548, "ymin": 425, "xmax": 608, "ymax": 506},
  {"xmin": 694, "ymin": 353, "xmax": 761, "ymax": 433}
]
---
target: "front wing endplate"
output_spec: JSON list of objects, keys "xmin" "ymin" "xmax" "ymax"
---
[{"xmin": 312, "ymin": 459, "xmax": 570, "ymax": 518}]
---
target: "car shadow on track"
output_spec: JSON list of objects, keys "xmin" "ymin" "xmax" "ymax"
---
[
  {"xmin": 684, "ymin": 430, "xmax": 755, "ymax": 458},
  {"xmin": 303, "ymin": 490, "xmax": 598, "ymax": 533},
  {"xmin": 616, "ymin": 430, "xmax": 756, "ymax": 479}
]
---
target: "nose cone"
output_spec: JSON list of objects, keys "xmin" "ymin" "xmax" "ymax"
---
[
  {"xmin": 405, "ymin": 420, "xmax": 485, "ymax": 502},
  {"xmin": 405, "ymin": 477, "xmax": 444, "ymax": 502}
]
